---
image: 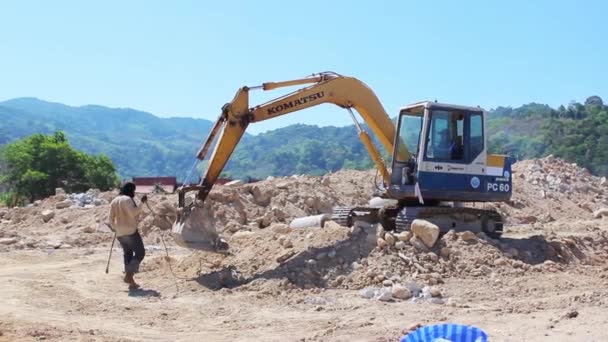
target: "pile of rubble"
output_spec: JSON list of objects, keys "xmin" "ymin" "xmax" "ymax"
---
[
  {"xmin": 2, "ymin": 156, "xmax": 608, "ymax": 296},
  {"xmin": 54, "ymin": 188, "xmax": 108, "ymax": 209},
  {"xmin": 488, "ymin": 155, "xmax": 608, "ymax": 224}
]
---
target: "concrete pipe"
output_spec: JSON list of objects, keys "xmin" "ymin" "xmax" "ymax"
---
[
  {"xmin": 368, "ymin": 197, "xmax": 398, "ymax": 208},
  {"xmin": 289, "ymin": 214, "xmax": 331, "ymax": 229}
]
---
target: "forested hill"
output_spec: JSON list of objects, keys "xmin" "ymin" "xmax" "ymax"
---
[
  {"xmin": 1, "ymin": 96, "xmax": 607, "ymax": 180},
  {"xmin": 487, "ymin": 95, "xmax": 608, "ymax": 176},
  {"xmin": 0, "ymin": 97, "xmax": 218, "ymax": 179}
]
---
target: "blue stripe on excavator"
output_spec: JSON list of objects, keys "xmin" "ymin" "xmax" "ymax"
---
[{"xmin": 416, "ymin": 171, "xmax": 512, "ymax": 202}]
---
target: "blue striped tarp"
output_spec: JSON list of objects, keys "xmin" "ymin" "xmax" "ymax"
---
[{"xmin": 400, "ymin": 324, "xmax": 488, "ymax": 342}]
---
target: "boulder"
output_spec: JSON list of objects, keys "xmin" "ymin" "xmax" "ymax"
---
[
  {"xmin": 248, "ymin": 185, "xmax": 272, "ymax": 206},
  {"xmin": 411, "ymin": 219, "xmax": 440, "ymax": 248},
  {"xmin": 82, "ymin": 226, "xmax": 95, "ymax": 234},
  {"xmin": 409, "ymin": 236, "xmax": 429, "ymax": 252},
  {"xmin": 460, "ymin": 231, "xmax": 478, "ymax": 242},
  {"xmin": 41, "ymin": 210, "xmax": 55, "ymax": 223},
  {"xmin": 391, "ymin": 285, "xmax": 413, "ymax": 300},
  {"xmin": 395, "ymin": 241, "xmax": 407, "ymax": 250},
  {"xmin": 397, "ymin": 231, "xmax": 413, "ymax": 242},
  {"xmin": 384, "ymin": 232, "xmax": 396, "ymax": 246},
  {"xmin": 55, "ymin": 200, "xmax": 72, "ymax": 209}
]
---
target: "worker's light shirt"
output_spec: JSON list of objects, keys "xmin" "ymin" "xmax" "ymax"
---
[{"xmin": 108, "ymin": 195, "xmax": 143, "ymax": 237}]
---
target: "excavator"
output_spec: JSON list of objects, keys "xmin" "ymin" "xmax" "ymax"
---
[{"xmin": 170, "ymin": 71, "xmax": 512, "ymax": 252}]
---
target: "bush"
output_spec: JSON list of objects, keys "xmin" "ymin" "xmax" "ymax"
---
[{"xmin": 0, "ymin": 131, "xmax": 120, "ymax": 203}]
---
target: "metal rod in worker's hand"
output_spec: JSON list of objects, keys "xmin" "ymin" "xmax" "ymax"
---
[{"xmin": 105, "ymin": 233, "xmax": 116, "ymax": 274}]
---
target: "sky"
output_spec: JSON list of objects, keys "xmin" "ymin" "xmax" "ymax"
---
[{"xmin": 1, "ymin": 0, "xmax": 607, "ymax": 134}]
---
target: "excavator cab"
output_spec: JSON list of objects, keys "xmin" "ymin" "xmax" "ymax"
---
[{"xmin": 386, "ymin": 101, "xmax": 512, "ymax": 207}]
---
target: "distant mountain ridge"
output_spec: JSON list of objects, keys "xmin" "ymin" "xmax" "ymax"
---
[
  {"xmin": 0, "ymin": 97, "xmax": 219, "ymax": 179},
  {"xmin": 1, "ymin": 96, "xmax": 607, "ymax": 180}
]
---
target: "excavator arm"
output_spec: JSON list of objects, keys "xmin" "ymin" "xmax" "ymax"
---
[{"xmin": 177, "ymin": 72, "xmax": 410, "ymax": 209}]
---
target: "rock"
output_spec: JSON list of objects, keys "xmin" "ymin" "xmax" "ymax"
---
[
  {"xmin": 359, "ymin": 287, "xmax": 379, "ymax": 299},
  {"xmin": 46, "ymin": 240, "xmax": 63, "ymax": 249},
  {"xmin": 231, "ymin": 231, "xmax": 254, "ymax": 241},
  {"xmin": 278, "ymin": 236, "xmax": 293, "ymax": 248},
  {"xmin": 493, "ymin": 258, "xmax": 508, "ymax": 267},
  {"xmin": 382, "ymin": 279, "xmax": 393, "ymax": 287},
  {"xmin": 404, "ymin": 281, "xmax": 422, "ymax": 297},
  {"xmin": 82, "ymin": 226, "xmax": 95, "ymax": 234},
  {"xmin": 55, "ymin": 188, "xmax": 66, "ymax": 195},
  {"xmin": 60, "ymin": 217, "xmax": 69, "ymax": 224},
  {"xmin": 428, "ymin": 252, "xmax": 439, "ymax": 262},
  {"xmin": 376, "ymin": 288, "xmax": 393, "ymax": 301},
  {"xmin": 276, "ymin": 182, "xmax": 290, "ymax": 190},
  {"xmin": 249, "ymin": 185, "xmax": 272, "ymax": 206},
  {"xmin": 0, "ymin": 209, "xmax": 7, "ymax": 219},
  {"xmin": 225, "ymin": 180, "xmax": 243, "ymax": 186},
  {"xmin": 601, "ymin": 177, "xmax": 607, "ymax": 187},
  {"xmin": 460, "ymin": 231, "xmax": 477, "ymax": 242},
  {"xmin": 411, "ymin": 219, "xmax": 439, "ymax": 248},
  {"xmin": 409, "ymin": 236, "xmax": 429, "ymax": 252},
  {"xmin": 391, "ymin": 285, "xmax": 413, "ymax": 300},
  {"xmin": 395, "ymin": 241, "xmax": 407, "ymax": 250},
  {"xmin": 377, "ymin": 238, "xmax": 388, "ymax": 248},
  {"xmin": 0, "ymin": 237, "xmax": 18, "ymax": 245},
  {"xmin": 41, "ymin": 210, "xmax": 55, "ymax": 222},
  {"xmin": 271, "ymin": 223, "xmax": 292, "ymax": 235},
  {"xmin": 593, "ymin": 208, "xmax": 608, "ymax": 219},
  {"xmin": 276, "ymin": 250, "xmax": 296, "ymax": 263},
  {"xmin": 384, "ymin": 233, "xmax": 396, "ymax": 246},
  {"xmin": 564, "ymin": 309, "xmax": 579, "ymax": 319},
  {"xmin": 397, "ymin": 231, "xmax": 413, "ymax": 242},
  {"xmin": 321, "ymin": 176, "xmax": 331, "ymax": 186},
  {"xmin": 479, "ymin": 265, "xmax": 492, "ymax": 274},
  {"xmin": 440, "ymin": 247, "xmax": 452, "ymax": 258},
  {"xmin": 429, "ymin": 286, "xmax": 442, "ymax": 297},
  {"xmin": 430, "ymin": 298, "xmax": 445, "ymax": 305}
]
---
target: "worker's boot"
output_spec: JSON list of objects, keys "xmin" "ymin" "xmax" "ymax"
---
[{"xmin": 124, "ymin": 271, "xmax": 140, "ymax": 290}]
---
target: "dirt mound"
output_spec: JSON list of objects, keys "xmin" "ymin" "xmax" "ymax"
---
[
  {"xmin": 2, "ymin": 156, "xmax": 608, "ymax": 295},
  {"xmin": 491, "ymin": 155, "xmax": 608, "ymax": 224}
]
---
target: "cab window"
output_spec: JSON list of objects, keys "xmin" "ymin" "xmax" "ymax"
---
[{"xmin": 425, "ymin": 110, "xmax": 464, "ymax": 162}]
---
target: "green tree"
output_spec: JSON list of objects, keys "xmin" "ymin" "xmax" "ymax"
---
[{"xmin": 1, "ymin": 131, "xmax": 119, "ymax": 202}]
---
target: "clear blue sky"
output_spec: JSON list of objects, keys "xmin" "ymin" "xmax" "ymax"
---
[{"xmin": 1, "ymin": 1, "xmax": 606, "ymax": 134}]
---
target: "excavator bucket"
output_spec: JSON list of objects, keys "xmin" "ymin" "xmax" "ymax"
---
[{"xmin": 170, "ymin": 191, "xmax": 229, "ymax": 253}]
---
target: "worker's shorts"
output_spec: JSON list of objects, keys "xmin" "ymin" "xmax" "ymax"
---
[{"xmin": 117, "ymin": 231, "xmax": 145, "ymax": 273}]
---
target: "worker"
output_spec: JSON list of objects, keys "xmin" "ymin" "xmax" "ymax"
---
[
  {"xmin": 108, "ymin": 181, "xmax": 148, "ymax": 290},
  {"xmin": 433, "ymin": 129, "xmax": 452, "ymax": 160}
]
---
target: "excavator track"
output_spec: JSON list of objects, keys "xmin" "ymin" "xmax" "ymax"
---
[
  {"xmin": 331, "ymin": 205, "xmax": 504, "ymax": 239},
  {"xmin": 395, "ymin": 205, "xmax": 503, "ymax": 239},
  {"xmin": 330, "ymin": 206, "xmax": 354, "ymax": 227}
]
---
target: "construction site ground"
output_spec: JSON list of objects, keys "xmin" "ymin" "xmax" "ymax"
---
[{"xmin": 1, "ymin": 156, "xmax": 608, "ymax": 341}]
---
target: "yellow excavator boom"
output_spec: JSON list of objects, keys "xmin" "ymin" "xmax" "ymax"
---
[{"xmin": 178, "ymin": 71, "xmax": 410, "ymax": 208}]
